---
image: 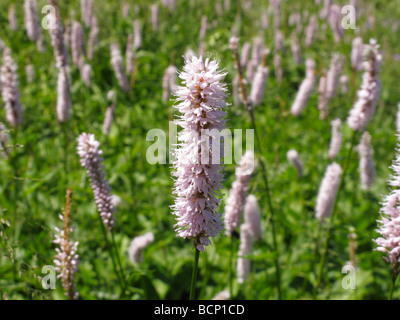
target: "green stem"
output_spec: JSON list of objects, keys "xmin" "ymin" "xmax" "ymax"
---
[
  {"xmin": 111, "ymin": 230, "xmax": 128, "ymax": 293},
  {"xmin": 189, "ymin": 248, "xmax": 200, "ymax": 300},
  {"xmin": 233, "ymin": 46, "xmax": 282, "ymax": 300},
  {"xmin": 250, "ymin": 112, "xmax": 282, "ymax": 299},
  {"xmin": 311, "ymin": 222, "xmax": 322, "ymax": 273},
  {"xmin": 313, "ymin": 131, "xmax": 358, "ymax": 299},
  {"xmin": 389, "ymin": 283, "xmax": 395, "ymax": 300},
  {"xmin": 198, "ymin": 250, "xmax": 212, "ymax": 299},
  {"xmin": 389, "ymin": 266, "xmax": 399, "ymax": 300},
  {"xmin": 98, "ymin": 215, "xmax": 125, "ymax": 296}
]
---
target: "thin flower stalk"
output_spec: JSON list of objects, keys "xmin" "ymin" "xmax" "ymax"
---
[
  {"xmin": 230, "ymin": 36, "xmax": 281, "ymax": 299},
  {"xmin": 53, "ymin": 188, "xmax": 79, "ymax": 300}
]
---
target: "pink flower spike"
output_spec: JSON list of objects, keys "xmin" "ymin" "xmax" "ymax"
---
[
  {"xmin": 77, "ymin": 133, "xmax": 115, "ymax": 231},
  {"xmin": 171, "ymin": 55, "xmax": 228, "ymax": 251},
  {"xmin": 375, "ymin": 139, "xmax": 400, "ymax": 264}
]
